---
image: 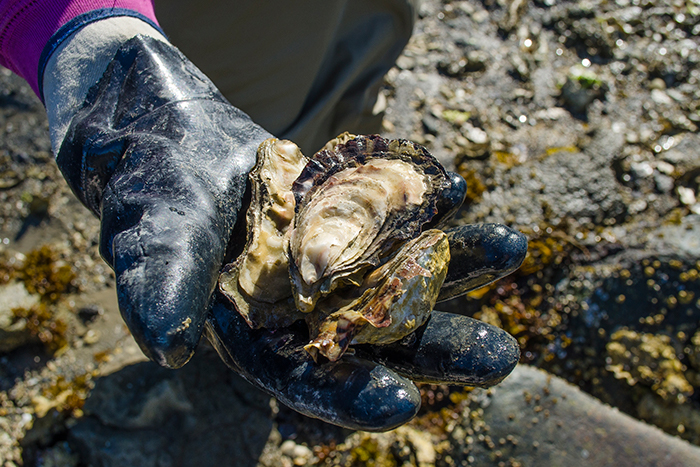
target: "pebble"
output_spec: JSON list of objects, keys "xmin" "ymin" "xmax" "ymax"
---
[
  {"xmin": 654, "ymin": 173, "xmax": 674, "ymax": 193},
  {"xmin": 463, "ymin": 124, "xmax": 489, "ymax": 145},
  {"xmin": 651, "ymin": 89, "xmax": 673, "ymax": 105},
  {"xmin": 678, "ymin": 186, "xmax": 697, "ymax": 205},
  {"xmin": 649, "ymin": 77, "xmax": 666, "ymax": 90},
  {"xmin": 630, "ymin": 161, "xmax": 654, "ymax": 178},
  {"xmin": 280, "ymin": 440, "xmax": 313, "ymax": 464},
  {"xmin": 655, "ymin": 160, "xmax": 675, "ymax": 175},
  {"xmin": 396, "ymin": 55, "xmax": 416, "ymax": 70}
]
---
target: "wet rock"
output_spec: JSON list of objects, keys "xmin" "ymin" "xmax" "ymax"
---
[
  {"xmin": 548, "ymin": 2, "xmax": 616, "ymax": 59},
  {"xmin": 541, "ymin": 248, "xmax": 700, "ymax": 443},
  {"xmin": 422, "ymin": 114, "xmax": 440, "ymax": 135},
  {"xmin": 636, "ymin": 392, "xmax": 700, "ymax": 446},
  {"xmin": 661, "ymin": 134, "xmax": 700, "ymax": 193},
  {"xmin": 34, "ymin": 442, "xmax": 79, "ymax": 467},
  {"xmin": 469, "ymin": 143, "xmax": 626, "ymax": 227},
  {"xmin": 606, "ymin": 329, "xmax": 693, "ymax": 402},
  {"xmin": 395, "ymin": 55, "xmax": 416, "ymax": 71},
  {"xmin": 559, "ymin": 67, "xmax": 607, "ymax": 116},
  {"xmin": 76, "ymin": 304, "xmax": 102, "ymax": 324},
  {"xmin": 651, "ymin": 88, "xmax": 674, "ymax": 106},
  {"xmin": 654, "ymin": 172, "xmax": 675, "ymax": 193},
  {"xmin": 678, "ymin": 186, "xmax": 697, "ymax": 206},
  {"xmin": 647, "ymin": 214, "xmax": 700, "ymax": 258}
]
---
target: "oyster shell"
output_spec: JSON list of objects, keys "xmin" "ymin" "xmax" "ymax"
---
[
  {"xmin": 289, "ymin": 135, "xmax": 451, "ymax": 313},
  {"xmin": 219, "ymin": 138, "xmax": 308, "ymax": 329},
  {"xmin": 304, "ymin": 228, "xmax": 450, "ymax": 361},
  {"xmin": 219, "ymin": 134, "xmax": 452, "ymax": 361}
]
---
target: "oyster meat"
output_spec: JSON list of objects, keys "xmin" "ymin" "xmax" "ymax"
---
[{"xmin": 219, "ymin": 134, "xmax": 452, "ymax": 361}]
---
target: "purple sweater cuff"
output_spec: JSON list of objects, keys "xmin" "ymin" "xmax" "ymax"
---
[{"xmin": 0, "ymin": 0, "xmax": 160, "ymax": 97}]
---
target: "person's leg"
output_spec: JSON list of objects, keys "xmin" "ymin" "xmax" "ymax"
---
[
  {"xmin": 154, "ymin": 0, "xmax": 417, "ymax": 154},
  {"xmin": 283, "ymin": 0, "xmax": 416, "ymax": 152}
]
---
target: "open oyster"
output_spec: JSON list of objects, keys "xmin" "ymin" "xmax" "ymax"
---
[
  {"xmin": 219, "ymin": 134, "xmax": 452, "ymax": 361},
  {"xmin": 289, "ymin": 135, "xmax": 451, "ymax": 313}
]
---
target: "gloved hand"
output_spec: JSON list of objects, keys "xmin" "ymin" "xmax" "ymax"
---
[
  {"xmin": 207, "ymin": 223, "xmax": 526, "ymax": 430},
  {"xmin": 46, "ymin": 21, "xmax": 527, "ymax": 431},
  {"xmin": 52, "ymin": 32, "xmax": 268, "ymax": 369}
]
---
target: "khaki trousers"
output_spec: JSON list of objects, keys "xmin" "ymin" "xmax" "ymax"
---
[{"xmin": 154, "ymin": 1, "xmax": 418, "ymax": 154}]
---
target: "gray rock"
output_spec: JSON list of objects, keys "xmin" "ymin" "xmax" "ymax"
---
[
  {"xmin": 68, "ymin": 349, "xmax": 273, "ymax": 467},
  {"xmin": 646, "ymin": 214, "xmax": 700, "ymax": 258},
  {"xmin": 422, "ymin": 114, "xmax": 440, "ymax": 136},
  {"xmin": 544, "ymin": 247, "xmax": 700, "ymax": 443},
  {"xmin": 559, "ymin": 77, "xmax": 605, "ymax": 115},
  {"xmin": 654, "ymin": 172, "xmax": 675, "ymax": 193},
  {"xmin": 461, "ymin": 365, "xmax": 700, "ymax": 466},
  {"xmin": 35, "ymin": 441, "xmax": 79, "ymax": 467},
  {"xmin": 662, "ymin": 134, "xmax": 700, "ymax": 184},
  {"xmin": 472, "ymin": 145, "xmax": 626, "ymax": 226}
]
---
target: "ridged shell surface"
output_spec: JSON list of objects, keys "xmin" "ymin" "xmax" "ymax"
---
[
  {"xmin": 289, "ymin": 135, "xmax": 451, "ymax": 314},
  {"xmin": 219, "ymin": 138, "xmax": 307, "ymax": 329},
  {"xmin": 219, "ymin": 134, "xmax": 453, "ymax": 361}
]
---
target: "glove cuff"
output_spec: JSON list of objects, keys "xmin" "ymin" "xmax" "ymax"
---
[
  {"xmin": 0, "ymin": 1, "xmax": 161, "ymax": 97},
  {"xmin": 43, "ymin": 15, "xmax": 167, "ymax": 155}
]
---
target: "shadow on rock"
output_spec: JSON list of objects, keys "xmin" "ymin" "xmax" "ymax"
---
[{"xmin": 67, "ymin": 348, "xmax": 273, "ymax": 467}]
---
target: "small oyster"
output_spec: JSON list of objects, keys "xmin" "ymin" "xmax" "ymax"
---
[
  {"xmin": 304, "ymin": 228, "xmax": 450, "ymax": 361},
  {"xmin": 219, "ymin": 134, "xmax": 452, "ymax": 361}
]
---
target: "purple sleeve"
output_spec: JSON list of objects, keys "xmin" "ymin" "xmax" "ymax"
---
[{"xmin": 0, "ymin": 0, "xmax": 160, "ymax": 97}]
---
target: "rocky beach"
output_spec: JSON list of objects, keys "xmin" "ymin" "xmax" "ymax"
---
[{"xmin": 2, "ymin": 0, "xmax": 700, "ymax": 465}]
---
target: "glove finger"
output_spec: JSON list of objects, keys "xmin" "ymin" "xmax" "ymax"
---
[
  {"xmin": 206, "ymin": 292, "xmax": 421, "ymax": 432},
  {"xmin": 356, "ymin": 310, "xmax": 520, "ymax": 386},
  {"xmin": 438, "ymin": 223, "xmax": 527, "ymax": 302},
  {"xmin": 106, "ymin": 196, "xmax": 225, "ymax": 369},
  {"xmin": 428, "ymin": 170, "xmax": 467, "ymax": 228}
]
